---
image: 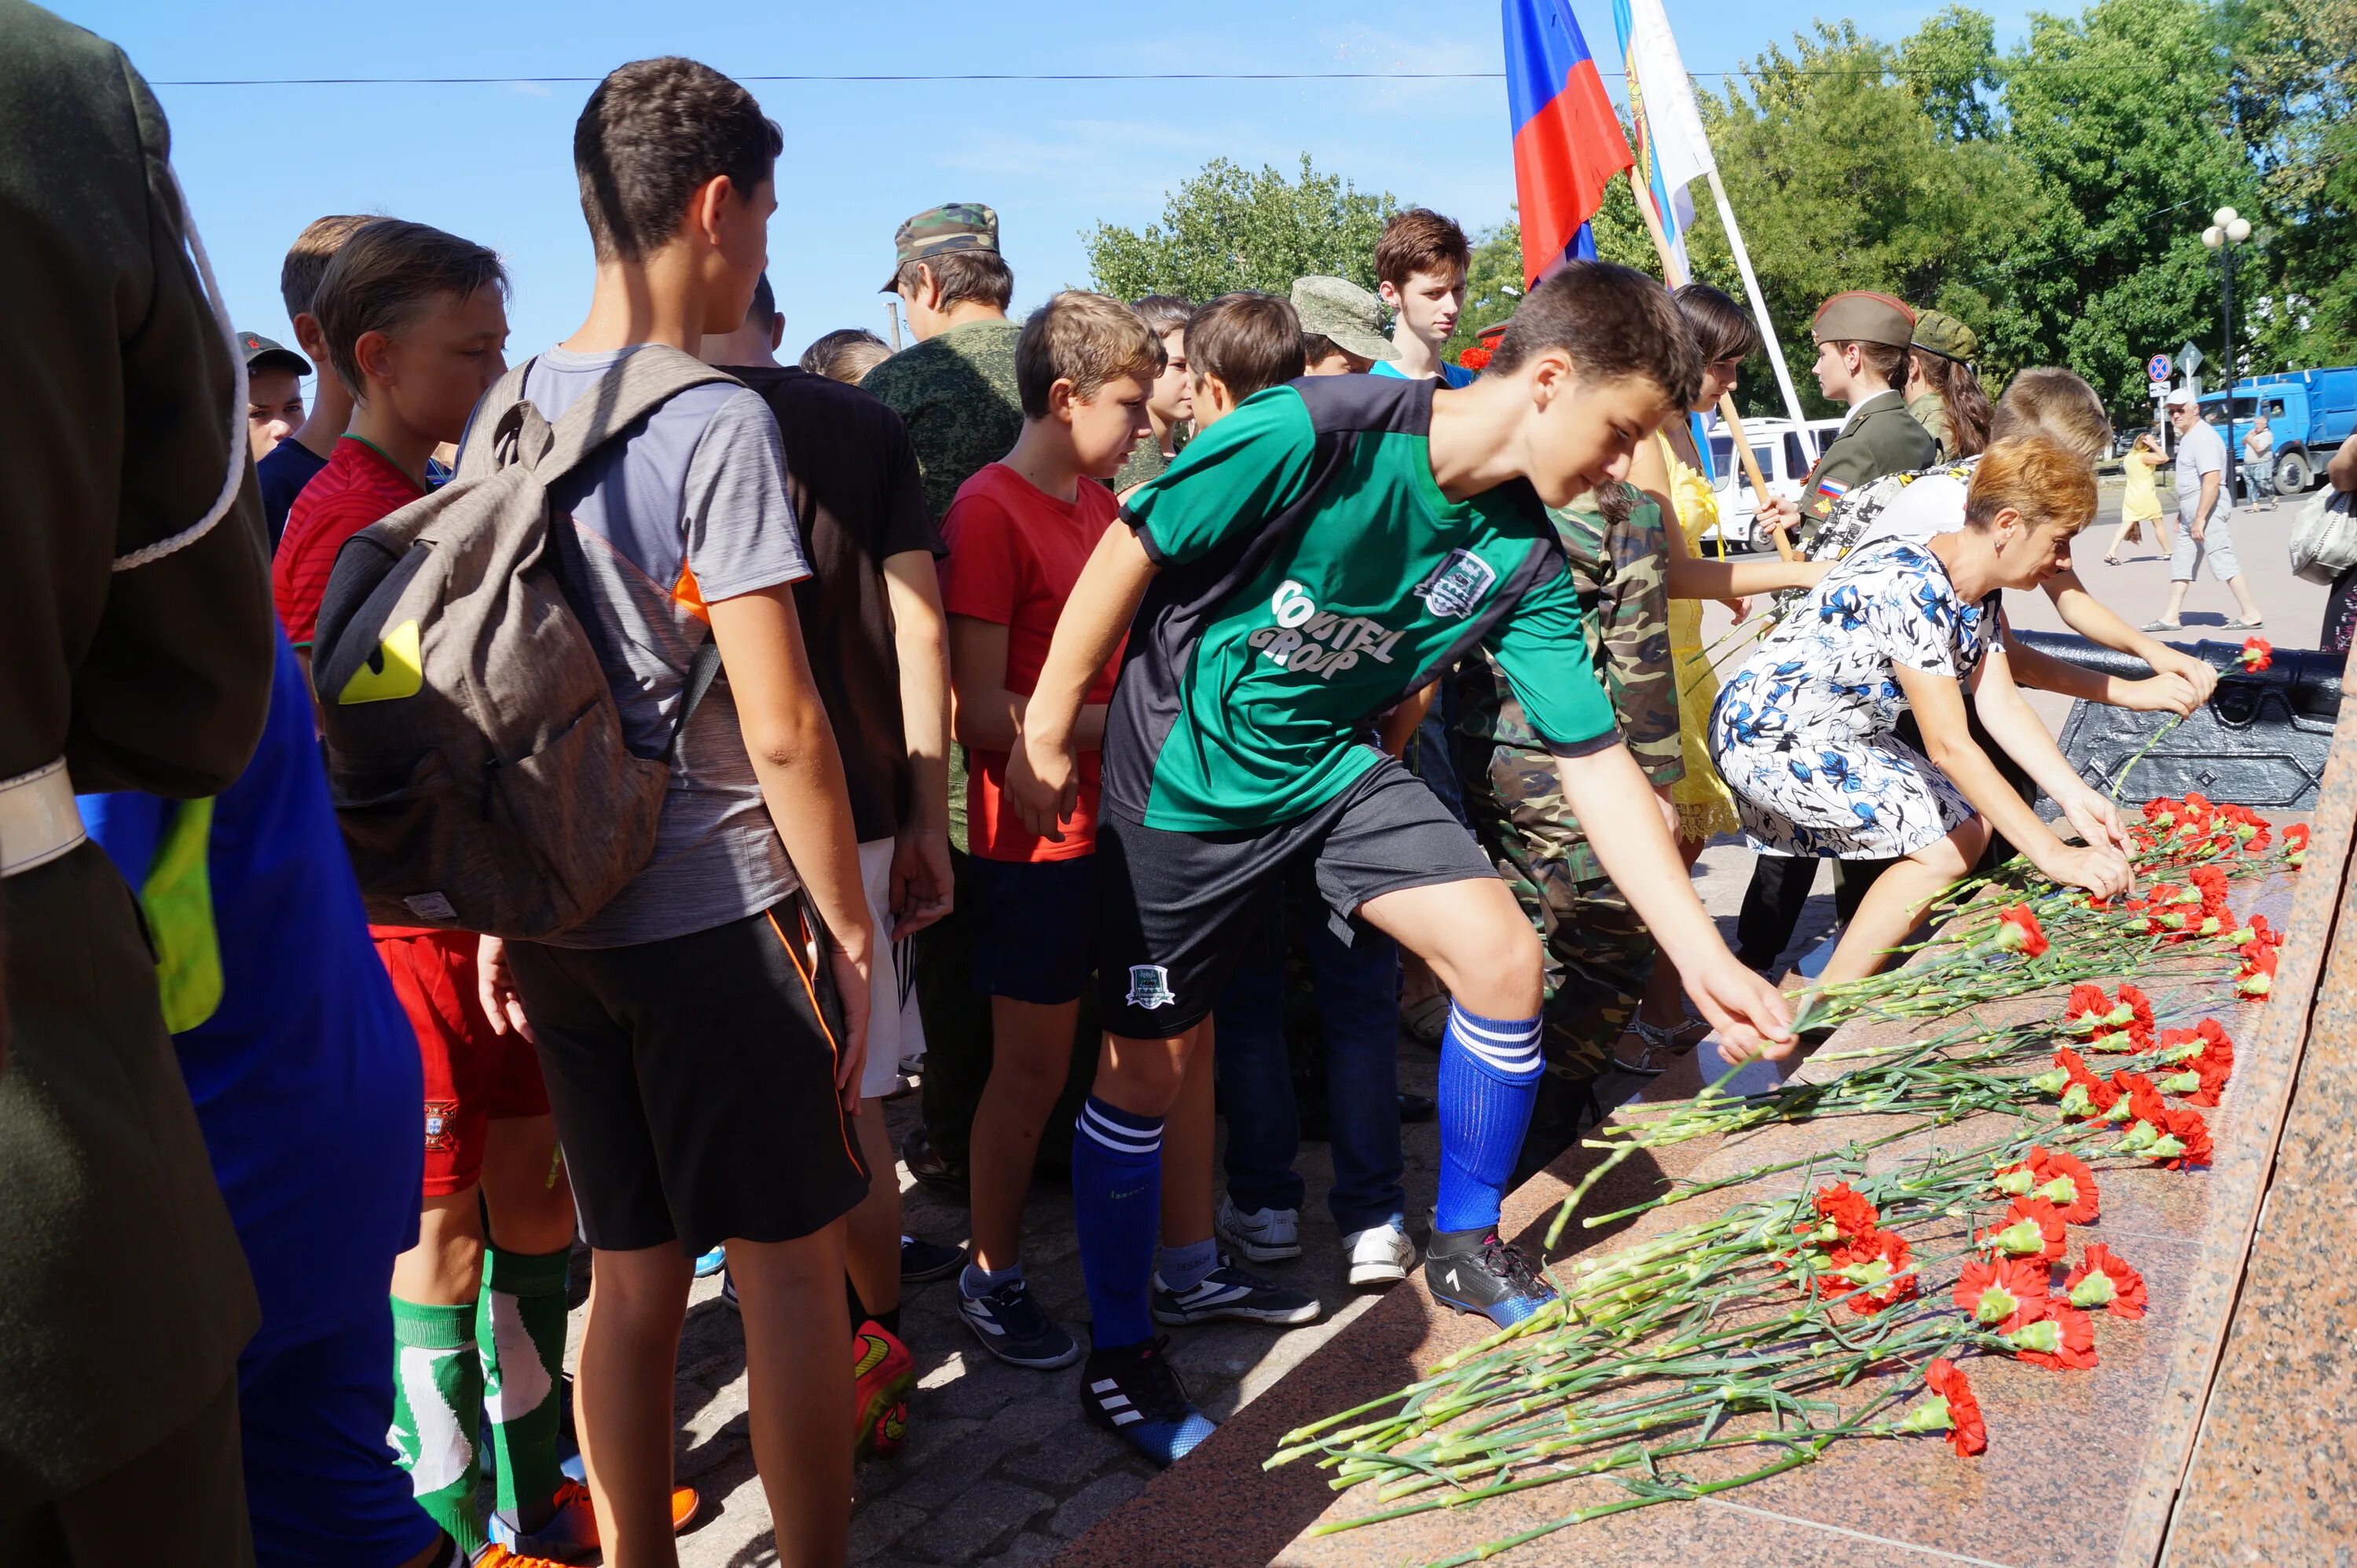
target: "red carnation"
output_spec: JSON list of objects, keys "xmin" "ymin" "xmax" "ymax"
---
[
  {"xmin": 2190, "ymin": 866, "xmax": 2231, "ymax": 916},
  {"xmin": 2285, "ymin": 822, "xmax": 2310, "ymax": 867},
  {"xmin": 1994, "ymin": 904, "xmax": 2049, "ymax": 957},
  {"xmin": 1953, "ymin": 1255, "xmax": 2050, "ymax": 1324},
  {"xmin": 2065, "ymin": 1243, "xmax": 2148, "ymax": 1320},
  {"xmin": 2113, "ymin": 1071, "xmax": 2168, "ymax": 1128},
  {"xmin": 2061, "ymin": 984, "xmax": 2111, "ymax": 1035},
  {"xmin": 1824, "ymin": 1227, "xmax": 1917, "ymax": 1316},
  {"xmin": 1978, "ymin": 1196, "xmax": 2068, "ymax": 1263},
  {"xmin": 2154, "ymin": 1104, "xmax": 2212, "ymax": 1168},
  {"xmin": 2027, "ymin": 1148, "xmax": 2100, "ymax": 1223},
  {"xmin": 2115, "ymin": 984, "xmax": 2155, "ymax": 1033},
  {"xmin": 1921, "ymin": 1358, "xmax": 1988, "ymax": 1456},
  {"xmin": 2239, "ymin": 636, "xmax": 2274, "ymax": 672},
  {"xmin": 2006, "ymin": 1299, "xmax": 2100, "ymax": 1371},
  {"xmin": 1812, "ymin": 1181, "xmax": 1880, "ymax": 1240},
  {"xmin": 2235, "ymin": 947, "xmax": 2278, "ymax": 999}
]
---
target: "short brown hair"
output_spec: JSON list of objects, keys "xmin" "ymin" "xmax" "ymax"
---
[
  {"xmin": 800, "ymin": 328, "xmax": 892, "ymax": 385},
  {"xmin": 1673, "ymin": 283, "xmax": 1759, "ymax": 366},
  {"xmin": 1186, "ymin": 292, "xmax": 1301, "ymax": 403},
  {"xmin": 1486, "ymin": 261, "xmax": 1701, "ymax": 409},
  {"xmin": 574, "ymin": 57, "xmax": 782, "ymax": 262},
  {"xmin": 1132, "ymin": 295, "xmax": 1193, "ymax": 337},
  {"xmin": 280, "ymin": 214, "xmax": 376, "ymax": 323},
  {"xmin": 1991, "ymin": 367, "xmax": 2113, "ymax": 463},
  {"xmin": 1965, "ymin": 435, "xmax": 2097, "ymax": 536},
  {"xmin": 1374, "ymin": 207, "xmax": 1471, "ymax": 290},
  {"xmin": 315, "ymin": 219, "xmax": 507, "ymax": 397},
  {"xmin": 893, "ymin": 249, "xmax": 1014, "ymax": 313},
  {"xmin": 1014, "ymin": 291, "xmax": 1164, "ymax": 419},
  {"xmin": 1299, "ymin": 334, "xmax": 1369, "ymax": 372}
]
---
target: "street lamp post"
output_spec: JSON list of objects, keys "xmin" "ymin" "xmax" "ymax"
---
[{"xmin": 2201, "ymin": 207, "xmax": 2255, "ymax": 505}]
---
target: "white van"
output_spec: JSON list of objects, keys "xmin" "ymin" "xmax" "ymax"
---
[{"xmin": 1694, "ymin": 416, "xmax": 1848, "ymax": 552}]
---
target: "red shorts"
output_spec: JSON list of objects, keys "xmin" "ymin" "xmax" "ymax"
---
[{"xmin": 375, "ymin": 929, "xmax": 550, "ymax": 1196}]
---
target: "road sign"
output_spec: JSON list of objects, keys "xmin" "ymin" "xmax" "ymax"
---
[
  {"xmin": 2147, "ymin": 353, "xmax": 2174, "ymax": 382},
  {"xmin": 2179, "ymin": 340, "xmax": 2205, "ymax": 375}
]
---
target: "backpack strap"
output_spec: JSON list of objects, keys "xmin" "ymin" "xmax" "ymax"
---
[
  {"xmin": 527, "ymin": 344, "xmax": 741, "ymax": 485},
  {"xmin": 456, "ymin": 357, "xmax": 540, "ymax": 484}
]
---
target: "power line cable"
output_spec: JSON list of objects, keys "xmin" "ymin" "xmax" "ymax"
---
[{"xmin": 150, "ymin": 63, "xmax": 2187, "ymax": 87}]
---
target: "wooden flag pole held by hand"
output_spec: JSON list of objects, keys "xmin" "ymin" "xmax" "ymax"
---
[{"xmin": 1626, "ymin": 174, "xmax": 1798, "ymax": 562}]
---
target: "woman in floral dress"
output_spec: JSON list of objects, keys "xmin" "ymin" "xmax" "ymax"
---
[{"xmin": 1709, "ymin": 436, "xmax": 2135, "ymax": 1027}]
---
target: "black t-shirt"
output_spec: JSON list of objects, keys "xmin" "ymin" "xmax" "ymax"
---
[
  {"xmin": 728, "ymin": 365, "xmax": 944, "ymax": 842},
  {"xmin": 255, "ymin": 436, "xmax": 331, "ymax": 549}
]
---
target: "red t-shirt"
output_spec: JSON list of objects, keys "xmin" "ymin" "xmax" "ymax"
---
[
  {"xmin": 273, "ymin": 437, "xmax": 425, "ymax": 650},
  {"xmin": 272, "ymin": 435, "xmax": 434, "ymax": 936},
  {"xmin": 939, "ymin": 463, "xmax": 1125, "ymax": 862}
]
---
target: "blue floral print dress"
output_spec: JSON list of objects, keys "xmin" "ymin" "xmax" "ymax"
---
[{"xmin": 1708, "ymin": 538, "xmax": 1999, "ymax": 859}]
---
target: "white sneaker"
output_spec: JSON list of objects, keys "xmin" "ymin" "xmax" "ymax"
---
[
  {"xmin": 1215, "ymin": 1196, "xmax": 1302, "ymax": 1262},
  {"xmin": 1342, "ymin": 1222, "xmax": 1416, "ymax": 1287}
]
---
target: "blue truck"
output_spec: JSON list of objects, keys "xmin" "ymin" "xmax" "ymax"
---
[{"xmin": 2196, "ymin": 365, "xmax": 2357, "ymax": 495}]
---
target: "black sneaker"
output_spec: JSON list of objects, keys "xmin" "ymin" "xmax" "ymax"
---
[
  {"xmin": 955, "ymin": 1276, "xmax": 1080, "ymax": 1369},
  {"xmin": 1424, "ymin": 1226, "xmax": 1557, "ymax": 1328},
  {"xmin": 1152, "ymin": 1255, "xmax": 1320, "ymax": 1327},
  {"xmin": 900, "ymin": 1235, "xmax": 966, "ymax": 1284},
  {"xmin": 1080, "ymin": 1337, "xmax": 1217, "ymax": 1467}
]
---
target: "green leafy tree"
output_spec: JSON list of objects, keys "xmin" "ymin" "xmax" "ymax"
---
[
  {"xmin": 2227, "ymin": 0, "xmax": 2357, "ymax": 365},
  {"xmin": 1083, "ymin": 156, "xmax": 1396, "ymax": 302},
  {"xmin": 1901, "ymin": 5, "xmax": 2006, "ymax": 143}
]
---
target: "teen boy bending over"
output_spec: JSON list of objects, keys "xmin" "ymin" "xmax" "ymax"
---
[
  {"xmin": 484, "ymin": 59, "xmax": 875, "ymax": 1564},
  {"xmin": 1006, "ymin": 262, "xmax": 1794, "ymax": 1464}
]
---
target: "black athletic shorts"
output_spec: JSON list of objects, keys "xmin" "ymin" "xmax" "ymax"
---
[
  {"xmin": 1094, "ymin": 753, "xmax": 1493, "ymax": 1039},
  {"xmin": 508, "ymin": 892, "xmax": 870, "ymax": 1255}
]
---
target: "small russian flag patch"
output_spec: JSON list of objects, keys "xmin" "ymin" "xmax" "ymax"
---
[{"xmin": 1817, "ymin": 477, "xmax": 1850, "ymax": 499}]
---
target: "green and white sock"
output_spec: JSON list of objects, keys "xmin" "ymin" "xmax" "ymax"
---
[
  {"xmin": 478, "ymin": 1247, "xmax": 570, "ymax": 1527},
  {"xmin": 389, "ymin": 1296, "xmax": 486, "ymax": 1555}
]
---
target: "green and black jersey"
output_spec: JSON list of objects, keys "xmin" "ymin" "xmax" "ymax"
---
[{"xmin": 1106, "ymin": 374, "xmax": 1620, "ymax": 833}]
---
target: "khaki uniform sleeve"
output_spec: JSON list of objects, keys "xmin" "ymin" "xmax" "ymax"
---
[{"xmin": 1592, "ymin": 495, "xmax": 1683, "ymax": 786}]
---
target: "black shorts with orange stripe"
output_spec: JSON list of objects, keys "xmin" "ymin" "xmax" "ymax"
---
[{"xmin": 508, "ymin": 890, "xmax": 870, "ymax": 1255}]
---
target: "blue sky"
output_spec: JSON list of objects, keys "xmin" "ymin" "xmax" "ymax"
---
[{"xmin": 62, "ymin": 0, "xmax": 2033, "ymax": 377}]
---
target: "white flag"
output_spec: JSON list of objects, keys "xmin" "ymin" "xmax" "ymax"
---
[{"xmin": 1614, "ymin": 0, "xmax": 1714, "ymax": 271}]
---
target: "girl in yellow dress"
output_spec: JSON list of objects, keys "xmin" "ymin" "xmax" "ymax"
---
[
  {"xmin": 2103, "ymin": 430, "xmax": 2171, "ymax": 564},
  {"xmin": 1623, "ymin": 284, "xmax": 1829, "ymax": 1060}
]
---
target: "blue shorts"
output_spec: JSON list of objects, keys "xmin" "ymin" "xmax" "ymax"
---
[
  {"xmin": 968, "ymin": 854, "xmax": 1097, "ymax": 1005},
  {"xmin": 238, "ymin": 1307, "xmax": 444, "ymax": 1567}
]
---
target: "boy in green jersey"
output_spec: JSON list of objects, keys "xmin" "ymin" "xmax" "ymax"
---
[{"xmin": 1005, "ymin": 262, "xmax": 1794, "ymax": 1465}]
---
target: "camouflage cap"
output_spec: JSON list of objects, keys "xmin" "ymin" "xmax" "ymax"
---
[
  {"xmin": 1910, "ymin": 308, "xmax": 1978, "ymax": 365},
  {"xmin": 1811, "ymin": 290, "xmax": 1915, "ymax": 349},
  {"xmin": 881, "ymin": 202, "xmax": 1000, "ymax": 292},
  {"xmin": 1289, "ymin": 276, "xmax": 1399, "ymax": 362}
]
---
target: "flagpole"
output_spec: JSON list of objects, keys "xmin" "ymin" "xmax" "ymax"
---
[
  {"xmin": 1627, "ymin": 173, "xmax": 1797, "ymax": 562},
  {"xmin": 1704, "ymin": 167, "xmax": 1809, "ymax": 434}
]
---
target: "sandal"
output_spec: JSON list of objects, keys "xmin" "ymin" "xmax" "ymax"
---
[
  {"xmin": 1610, "ymin": 1016, "xmax": 1703, "ymax": 1075},
  {"xmin": 2224, "ymin": 617, "xmax": 2266, "ymax": 629},
  {"xmin": 2140, "ymin": 618, "xmax": 2183, "ymax": 632},
  {"xmin": 1401, "ymin": 992, "xmax": 1451, "ymax": 1047}
]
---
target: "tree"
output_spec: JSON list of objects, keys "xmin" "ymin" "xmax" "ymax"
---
[
  {"xmin": 2228, "ymin": 0, "xmax": 2357, "ymax": 365},
  {"xmin": 1901, "ymin": 5, "xmax": 2005, "ymax": 144},
  {"xmin": 1084, "ymin": 156, "xmax": 1395, "ymax": 302}
]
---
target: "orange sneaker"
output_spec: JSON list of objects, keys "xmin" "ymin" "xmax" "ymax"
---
[
  {"xmin": 853, "ymin": 1320, "xmax": 915, "ymax": 1460},
  {"xmin": 470, "ymin": 1549, "xmax": 569, "ymax": 1568},
  {"xmin": 493, "ymin": 1477, "xmax": 702, "ymax": 1559}
]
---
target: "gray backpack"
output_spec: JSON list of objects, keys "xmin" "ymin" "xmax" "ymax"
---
[{"xmin": 310, "ymin": 346, "xmax": 734, "ymax": 938}]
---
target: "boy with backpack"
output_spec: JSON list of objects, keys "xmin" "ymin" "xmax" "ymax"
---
[
  {"xmin": 474, "ymin": 58, "xmax": 874, "ymax": 1565},
  {"xmin": 276, "ymin": 217, "xmax": 686, "ymax": 1563},
  {"xmin": 1003, "ymin": 262, "xmax": 1793, "ymax": 1464}
]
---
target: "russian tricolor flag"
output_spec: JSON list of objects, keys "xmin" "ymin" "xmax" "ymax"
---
[{"xmin": 1504, "ymin": 0, "xmax": 1635, "ymax": 288}]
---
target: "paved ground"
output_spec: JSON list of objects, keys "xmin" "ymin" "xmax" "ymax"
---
[{"xmin": 574, "ymin": 486, "xmax": 2330, "ymax": 1565}]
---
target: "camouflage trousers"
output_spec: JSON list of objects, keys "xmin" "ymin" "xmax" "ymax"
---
[{"xmin": 1457, "ymin": 740, "xmax": 1659, "ymax": 1089}]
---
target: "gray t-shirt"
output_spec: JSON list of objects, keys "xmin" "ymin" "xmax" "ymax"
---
[
  {"xmin": 482, "ymin": 345, "xmax": 812, "ymax": 947},
  {"xmin": 2176, "ymin": 419, "xmax": 2227, "ymax": 525}
]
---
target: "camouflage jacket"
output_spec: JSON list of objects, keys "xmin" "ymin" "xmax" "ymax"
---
[
  {"xmin": 860, "ymin": 317, "xmax": 1024, "ymax": 525},
  {"xmin": 1453, "ymin": 482, "xmax": 1682, "ymax": 881}
]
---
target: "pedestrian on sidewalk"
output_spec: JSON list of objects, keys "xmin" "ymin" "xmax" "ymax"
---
[{"xmin": 2147, "ymin": 387, "xmax": 2266, "ymax": 631}]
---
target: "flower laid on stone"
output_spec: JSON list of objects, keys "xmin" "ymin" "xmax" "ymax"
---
[
  {"xmin": 2065, "ymin": 1244, "xmax": 2148, "ymax": 1320},
  {"xmin": 2005, "ymin": 1299, "xmax": 2099, "ymax": 1370},
  {"xmin": 1994, "ymin": 903, "xmax": 2048, "ymax": 956},
  {"xmin": 2283, "ymin": 823, "xmax": 2308, "ymax": 868},
  {"xmin": 1823, "ymin": 1228, "xmax": 1918, "ymax": 1317},
  {"xmin": 2235, "ymin": 947, "xmax": 2278, "ymax": 999},
  {"xmin": 1978, "ymin": 1196, "xmax": 2068, "ymax": 1263},
  {"xmin": 1912, "ymin": 1359, "xmax": 1988, "ymax": 1456},
  {"xmin": 2238, "ymin": 636, "xmax": 2273, "ymax": 672},
  {"xmin": 1954, "ymin": 1255, "xmax": 2050, "ymax": 1324}
]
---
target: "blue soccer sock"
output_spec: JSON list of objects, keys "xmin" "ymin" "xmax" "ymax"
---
[
  {"xmin": 1071, "ymin": 1096, "xmax": 1164, "ymax": 1350},
  {"xmin": 1434, "ymin": 1002, "xmax": 1545, "ymax": 1234}
]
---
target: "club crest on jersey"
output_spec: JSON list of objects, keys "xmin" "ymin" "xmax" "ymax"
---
[
  {"xmin": 1125, "ymin": 965, "xmax": 1176, "ymax": 1009},
  {"xmin": 1413, "ymin": 549, "xmax": 1499, "ymax": 619},
  {"xmin": 423, "ymin": 1099, "xmax": 458, "ymax": 1153}
]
